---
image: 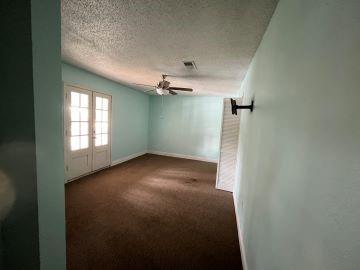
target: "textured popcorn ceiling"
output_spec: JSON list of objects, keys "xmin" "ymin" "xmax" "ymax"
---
[{"xmin": 61, "ymin": 0, "xmax": 278, "ymax": 96}]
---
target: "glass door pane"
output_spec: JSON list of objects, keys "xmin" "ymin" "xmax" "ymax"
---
[
  {"xmin": 70, "ymin": 91, "xmax": 90, "ymax": 151},
  {"xmin": 94, "ymin": 96, "xmax": 109, "ymax": 147}
]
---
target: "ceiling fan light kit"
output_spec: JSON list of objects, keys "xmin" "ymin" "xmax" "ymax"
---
[{"xmin": 155, "ymin": 87, "xmax": 166, "ymax": 95}]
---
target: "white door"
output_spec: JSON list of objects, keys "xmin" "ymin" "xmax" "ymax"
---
[
  {"xmin": 64, "ymin": 85, "xmax": 112, "ymax": 181},
  {"xmin": 92, "ymin": 92, "xmax": 111, "ymax": 171},
  {"xmin": 216, "ymin": 98, "xmax": 241, "ymax": 192},
  {"xmin": 64, "ymin": 85, "xmax": 93, "ymax": 180}
]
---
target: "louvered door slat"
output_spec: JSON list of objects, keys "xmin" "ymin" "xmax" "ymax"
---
[{"xmin": 216, "ymin": 98, "xmax": 241, "ymax": 192}]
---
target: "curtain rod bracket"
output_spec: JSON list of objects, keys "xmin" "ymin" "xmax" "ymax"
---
[{"xmin": 231, "ymin": 98, "xmax": 254, "ymax": 115}]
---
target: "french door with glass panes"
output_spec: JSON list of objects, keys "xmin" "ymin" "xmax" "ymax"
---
[{"xmin": 64, "ymin": 85, "xmax": 111, "ymax": 181}]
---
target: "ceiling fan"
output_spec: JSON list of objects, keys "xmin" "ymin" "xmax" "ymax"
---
[{"xmin": 134, "ymin": 75, "xmax": 193, "ymax": 95}]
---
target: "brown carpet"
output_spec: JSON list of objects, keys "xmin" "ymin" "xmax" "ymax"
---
[{"xmin": 66, "ymin": 154, "xmax": 242, "ymax": 270}]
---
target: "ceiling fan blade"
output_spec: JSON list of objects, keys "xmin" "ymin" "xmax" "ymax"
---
[
  {"xmin": 134, "ymin": 83, "xmax": 155, "ymax": 88},
  {"xmin": 168, "ymin": 87, "xmax": 193, "ymax": 92},
  {"xmin": 168, "ymin": 90, "xmax": 178, "ymax": 95},
  {"xmin": 145, "ymin": 89, "xmax": 155, "ymax": 93}
]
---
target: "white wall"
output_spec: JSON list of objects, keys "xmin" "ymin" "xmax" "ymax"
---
[{"xmin": 234, "ymin": 0, "xmax": 360, "ymax": 269}]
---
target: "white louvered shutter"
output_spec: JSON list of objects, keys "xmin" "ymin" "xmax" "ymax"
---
[{"xmin": 216, "ymin": 98, "xmax": 241, "ymax": 192}]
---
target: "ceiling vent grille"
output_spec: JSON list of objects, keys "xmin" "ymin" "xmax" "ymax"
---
[{"xmin": 183, "ymin": 61, "xmax": 197, "ymax": 70}]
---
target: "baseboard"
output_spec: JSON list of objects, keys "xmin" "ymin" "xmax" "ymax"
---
[
  {"xmin": 147, "ymin": 150, "xmax": 217, "ymax": 163},
  {"xmin": 233, "ymin": 193, "xmax": 248, "ymax": 270},
  {"xmin": 111, "ymin": 151, "xmax": 147, "ymax": 166},
  {"xmin": 215, "ymin": 184, "xmax": 233, "ymax": 193}
]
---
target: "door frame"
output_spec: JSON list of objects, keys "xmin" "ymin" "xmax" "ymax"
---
[{"xmin": 63, "ymin": 82, "xmax": 112, "ymax": 183}]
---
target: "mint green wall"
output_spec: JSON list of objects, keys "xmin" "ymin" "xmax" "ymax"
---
[
  {"xmin": 234, "ymin": 0, "xmax": 360, "ymax": 269},
  {"xmin": 31, "ymin": 0, "xmax": 66, "ymax": 269},
  {"xmin": 148, "ymin": 96, "xmax": 223, "ymax": 161},
  {"xmin": 62, "ymin": 63, "xmax": 149, "ymax": 161}
]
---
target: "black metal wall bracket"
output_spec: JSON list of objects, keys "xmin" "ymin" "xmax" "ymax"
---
[{"xmin": 231, "ymin": 98, "xmax": 254, "ymax": 115}]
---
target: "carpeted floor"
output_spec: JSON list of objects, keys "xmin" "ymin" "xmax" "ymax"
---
[{"xmin": 66, "ymin": 154, "xmax": 242, "ymax": 270}]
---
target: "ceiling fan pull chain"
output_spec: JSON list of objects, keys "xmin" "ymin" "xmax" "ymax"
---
[{"xmin": 161, "ymin": 95, "xmax": 164, "ymax": 119}]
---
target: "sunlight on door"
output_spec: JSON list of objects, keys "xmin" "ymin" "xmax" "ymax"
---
[{"xmin": 70, "ymin": 92, "xmax": 89, "ymax": 151}]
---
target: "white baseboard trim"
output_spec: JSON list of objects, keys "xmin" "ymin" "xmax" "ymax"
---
[
  {"xmin": 147, "ymin": 150, "xmax": 217, "ymax": 163},
  {"xmin": 111, "ymin": 151, "xmax": 147, "ymax": 166},
  {"xmin": 233, "ymin": 193, "xmax": 248, "ymax": 270}
]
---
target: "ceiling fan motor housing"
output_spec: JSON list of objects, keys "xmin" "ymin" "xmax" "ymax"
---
[{"xmin": 158, "ymin": 80, "xmax": 170, "ymax": 89}]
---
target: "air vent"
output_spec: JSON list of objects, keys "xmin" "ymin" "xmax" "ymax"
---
[{"xmin": 183, "ymin": 61, "xmax": 197, "ymax": 70}]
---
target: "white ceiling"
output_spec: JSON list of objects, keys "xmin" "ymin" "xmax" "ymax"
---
[{"xmin": 61, "ymin": 0, "xmax": 278, "ymax": 96}]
